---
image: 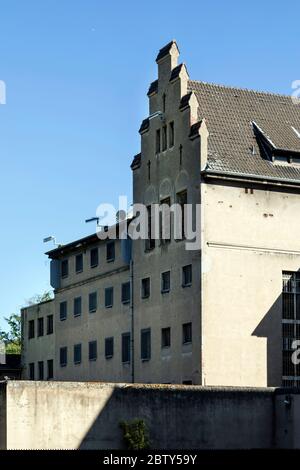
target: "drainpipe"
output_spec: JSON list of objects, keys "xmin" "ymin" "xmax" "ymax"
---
[{"xmin": 130, "ymin": 259, "xmax": 135, "ymax": 383}]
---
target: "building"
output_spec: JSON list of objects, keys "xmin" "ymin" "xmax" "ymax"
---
[{"xmin": 22, "ymin": 40, "xmax": 300, "ymax": 387}]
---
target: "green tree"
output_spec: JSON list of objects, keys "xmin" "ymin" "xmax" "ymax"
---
[
  {"xmin": 26, "ymin": 290, "xmax": 53, "ymax": 305},
  {"xmin": 0, "ymin": 313, "xmax": 21, "ymax": 354}
]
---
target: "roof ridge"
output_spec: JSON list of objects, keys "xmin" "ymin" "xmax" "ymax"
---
[{"xmin": 188, "ymin": 79, "xmax": 292, "ymax": 100}]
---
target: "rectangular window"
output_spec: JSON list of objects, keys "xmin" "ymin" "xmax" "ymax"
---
[
  {"xmin": 74, "ymin": 297, "xmax": 82, "ymax": 317},
  {"xmin": 75, "ymin": 253, "xmax": 83, "ymax": 273},
  {"xmin": 122, "ymin": 332, "xmax": 131, "ymax": 363},
  {"xmin": 162, "ymin": 125, "xmax": 167, "ymax": 151},
  {"xmin": 121, "ymin": 282, "xmax": 131, "ymax": 304},
  {"xmin": 182, "ymin": 264, "xmax": 192, "ymax": 287},
  {"xmin": 47, "ymin": 315, "xmax": 53, "ymax": 335},
  {"xmin": 37, "ymin": 317, "xmax": 44, "ymax": 337},
  {"xmin": 105, "ymin": 287, "xmax": 114, "ymax": 308},
  {"xmin": 141, "ymin": 329, "xmax": 151, "ymax": 361},
  {"xmin": 161, "ymin": 271, "xmax": 171, "ymax": 293},
  {"xmin": 60, "ymin": 347, "xmax": 67, "ymax": 367},
  {"xmin": 28, "ymin": 320, "xmax": 35, "ymax": 339},
  {"xmin": 145, "ymin": 205, "xmax": 155, "ymax": 250},
  {"xmin": 61, "ymin": 259, "xmax": 68, "ymax": 278},
  {"xmin": 182, "ymin": 322, "xmax": 192, "ymax": 344},
  {"xmin": 74, "ymin": 343, "xmax": 82, "ymax": 364},
  {"xmin": 169, "ymin": 121, "xmax": 174, "ymax": 147},
  {"xmin": 141, "ymin": 277, "xmax": 150, "ymax": 299},
  {"xmin": 29, "ymin": 363, "xmax": 35, "ymax": 380},
  {"xmin": 105, "ymin": 337, "xmax": 114, "ymax": 359},
  {"xmin": 176, "ymin": 190, "xmax": 187, "ymax": 239},
  {"xmin": 161, "ymin": 327, "xmax": 171, "ymax": 348},
  {"xmin": 38, "ymin": 361, "xmax": 44, "ymax": 380},
  {"xmin": 90, "ymin": 248, "xmax": 99, "ymax": 268},
  {"xmin": 89, "ymin": 292, "xmax": 97, "ymax": 313},
  {"xmin": 60, "ymin": 301, "xmax": 67, "ymax": 321},
  {"xmin": 156, "ymin": 129, "xmax": 161, "ymax": 154},
  {"xmin": 47, "ymin": 359, "xmax": 53, "ymax": 380},
  {"xmin": 160, "ymin": 197, "xmax": 171, "ymax": 243},
  {"xmin": 106, "ymin": 241, "xmax": 115, "ymax": 262},
  {"xmin": 89, "ymin": 340, "xmax": 97, "ymax": 361}
]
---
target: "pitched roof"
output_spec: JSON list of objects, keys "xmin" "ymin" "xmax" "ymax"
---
[{"xmin": 188, "ymin": 80, "xmax": 300, "ymax": 183}]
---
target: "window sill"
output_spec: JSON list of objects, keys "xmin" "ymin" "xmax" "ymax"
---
[
  {"xmin": 122, "ymin": 361, "xmax": 131, "ymax": 365},
  {"xmin": 107, "ymin": 258, "xmax": 115, "ymax": 263},
  {"xmin": 182, "ymin": 341, "xmax": 192, "ymax": 346},
  {"xmin": 89, "ymin": 358, "xmax": 97, "ymax": 362},
  {"xmin": 141, "ymin": 358, "xmax": 150, "ymax": 362},
  {"xmin": 161, "ymin": 289, "xmax": 170, "ymax": 294},
  {"xmin": 60, "ymin": 317, "xmax": 67, "ymax": 321},
  {"xmin": 76, "ymin": 270, "xmax": 83, "ymax": 274},
  {"xmin": 105, "ymin": 355, "xmax": 113, "ymax": 360},
  {"xmin": 105, "ymin": 305, "xmax": 113, "ymax": 309},
  {"xmin": 60, "ymin": 364, "xmax": 67, "ymax": 368},
  {"xmin": 90, "ymin": 264, "xmax": 98, "ymax": 269},
  {"xmin": 89, "ymin": 310, "xmax": 97, "ymax": 314},
  {"xmin": 141, "ymin": 296, "xmax": 150, "ymax": 300},
  {"xmin": 74, "ymin": 361, "xmax": 81, "ymax": 365},
  {"xmin": 182, "ymin": 283, "xmax": 192, "ymax": 288},
  {"xmin": 122, "ymin": 300, "xmax": 130, "ymax": 305}
]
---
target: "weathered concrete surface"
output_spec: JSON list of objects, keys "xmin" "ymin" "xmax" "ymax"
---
[{"xmin": 0, "ymin": 381, "xmax": 282, "ymax": 450}]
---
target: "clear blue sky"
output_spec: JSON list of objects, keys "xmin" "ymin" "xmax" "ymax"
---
[{"xmin": 0, "ymin": 0, "xmax": 299, "ymax": 327}]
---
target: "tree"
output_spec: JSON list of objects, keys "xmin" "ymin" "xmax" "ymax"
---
[
  {"xmin": 0, "ymin": 313, "xmax": 21, "ymax": 354},
  {"xmin": 26, "ymin": 290, "xmax": 53, "ymax": 306}
]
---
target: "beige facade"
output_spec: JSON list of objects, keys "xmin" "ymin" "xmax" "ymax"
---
[{"xmin": 22, "ymin": 40, "xmax": 300, "ymax": 387}]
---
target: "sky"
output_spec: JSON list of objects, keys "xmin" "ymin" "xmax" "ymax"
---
[{"xmin": 0, "ymin": 0, "xmax": 299, "ymax": 328}]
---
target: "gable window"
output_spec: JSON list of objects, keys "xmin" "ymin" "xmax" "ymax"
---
[
  {"xmin": 161, "ymin": 327, "xmax": 171, "ymax": 348},
  {"xmin": 182, "ymin": 264, "xmax": 192, "ymax": 287},
  {"xmin": 29, "ymin": 363, "xmax": 35, "ymax": 380},
  {"xmin": 47, "ymin": 315, "xmax": 53, "ymax": 335},
  {"xmin": 74, "ymin": 343, "xmax": 82, "ymax": 364},
  {"xmin": 105, "ymin": 337, "xmax": 114, "ymax": 359},
  {"xmin": 60, "ymin": 301, "xmax": 67, "ymax": 321},
  {"xmin": 121, "ymin": 282, "xmax": 131, "ymax": 304},
  {"xmin": 141, "ymin": 277, "xmax": 150, "ymax": 299},
  {"xmin": 47, "ymin": 359, "xmax": 53, "ymax": 380},
  {"xmin": 74, "ymin": 297, "xmax": 82, "ymax": 317},
  {"xmin": 145, "ymin": 205, "xmax": 155, "ymax": 251},
  {"xmin": 89, "ymin": 292, "xmax": 97, "ymax": 313},
  {"xmin": 156, "ymin": 129, "xmax": 161, "ymax": 154},
  {"xmin": 106, "ymin": 241, "xmax": 115, "ymax": 262},
  {"xmin": 61, "ymin": 259, "xmax": 68, "ymax": 278},
  {"xmin": 122, "ymin": 332, "xmax": 131, "ymax": 363},
  {"xmin": 161, "ymin": 271, "xmax": 171, "ymax": 293},
  {"xmin": 89, "ymin": 340, "xmax": 97, "ymax": 361},
  {"xmin": 105, "ymin": 287, "xmax": 114, "ymax": 308},
  {"xmin": 28, "ymin": 320, "xmax": 35, "ymax": 339},
  {"xmin": 90, "ymin": 248, "xmax": 99, "ymax": 268},
  {"xmin": 141, "ymin": 328, "xmax": 151, "ymax": 361},
  {"xmin": 75, "ymin": 253, "xmax": 83, "ymax": 273},
  {"xmin": 38, "ymin": 361, "xmax": 44, "ymax": 380},
  {"xmin": 182, "ymin": 322, "xmax": 192, "ymax": 344},
  {"xmin": 162, "ymin": 125, "xmax": 167, "ymax": 151},
  {"xmin": 169, "ymin": 121, "xmax": 174, "ymax": 147},
  {"xmin": 60, "ymin": 347, "xmax": 67, "ymax": 367},
  {"xmin": 37, "ymin": 317, "xmax": 44, "ymax": 337},
  {"xmin": 176, "ymin": 190, "xmax": 187, "ymax": 239},
  {"xmin": 160, "ymin": 197, "xmax": 171, "ymax": 243}
]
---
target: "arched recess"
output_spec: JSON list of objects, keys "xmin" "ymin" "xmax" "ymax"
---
[
  {"xmin": 159, "ymin": 178, "xmax": 172, "ymax": 201},
  {"xmin": 144, "ymin": 185, "xmax": 157, "ymax": 205}
]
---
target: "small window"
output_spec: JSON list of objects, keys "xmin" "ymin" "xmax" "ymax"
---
[
  {"xmin": 169, "ymin": 121, "xmax": 174, "ymax": 147},
  {"xmin": 121, "ymin": 282, "xmax": 131, "ymax": 304},
  {"xmin": 176, "ymin": 190, "xmax": 187, "ymax": 239},
  {"xmin": 61, "ymin": 259, "xmax": 68, "ymax": 278},
  {"xmin": 29, "ymin": 363, "xmax": 35, "ymax": 380},
  {"xmin": 141, "ymin": 328, "xmax": 151, "ymax": 361},
  {"xmin": 75, "ymin": 253, "xmax": 83, "ymax": 273},
  {"xmin": 162, "ymin": 125, "xmax": 167, "ymax": 151},
  {"xmin": 156, "ymin": 129, "xmax": 161, "ymax": 154},
  {"xmin": 161, "ymin": 271, "xmax": 170, "ymax": 293},
  {"xmin": 89, "ymin": 340, "xmax": 97, "ymax": 361},
  {"xmin": 28, "ymin": 320, "xmax": 35, "ymax": 339},
  {"xmin": 105, "ymin": 287, "xmax": 114, "ymax": 308},
  {"xmin": 74, "ymin": 344, "xmax": 82, "ymax": 364},
  {"xmin": 90, "ymin": 248, "xmax": 99, "ymax": 268},
  {"xmin": 47, "ymin": 359, "xmax": 53, "ymax": 380},
  {"xmin": 182, "ymin": 264, "xmax": 192, "ymax": 287},
  {"xmin": 89, "ymin": 292, "xmax": 97, "ymax": 313},
  {"xmin": 106, "ymin": 241, "xmax": 115, "ymax": 262},
  {"xmin": 60, "ymin": 347, "xmax": 67, "ymax": 367},
  {"xmin": 37, "ymin": 317, "xmax": 44, "ymax": 337},
  {"xmin": 145, "ymin": 205, "xmax": 155, "ymax": 251},
  {"xmin": 141, "ymin": 277, "xmax": 150, "ymax": 299},
  {"xmin": 122, "ymin": 332, "xmax": 131, "ymax": 363},
  {"xmin": 160, "ymin": 197, "xmax": 171, "ymax": 243},
  {"xmin": 60, "ymin": 301, "xmax": 67, "ymax": 321},
  {"xmin": 161, "ymin": 327, "xmax": 171, "ymax": 348},
  {"xmin": 74, "ymin": 297, "xmax": 82, "ymax": 317},
  {"xmin": 182, "ymin": 322, "xmax": 192, "ymax": 344},
  {"xmin": 38, "ymin": 361, "xmax": 44, "ymax": 380},
  {"xmin": 47, "ymin": 315, "xmax": 53, "ymax": 335},
  {"xmin": 105, "ymin": 337, "xmax": 114, "ymax": 359}
]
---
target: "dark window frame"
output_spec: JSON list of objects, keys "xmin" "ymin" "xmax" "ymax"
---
[
  {"xmin": 105, "ymin": 337, "xmax": 114, "ymax": 359},
  {"xmin": 182, "ymin": 264, "xmax": 192, "ymax": 287},
  {"xmin": 38, "ymin": 361, "xmax": 44, "ymax": 380},
  {"xmin": 61, "ymin": 259, "xmax": 69, "ymax": 278},
  {"xmin": 47, "ymin": 359, "xmax": 53, "ymax": 380},
  {"xmin": 141, "ymin": 328, "xmax": 151, "ymax": 361},
  {"xmin": 60, "ymin": 347, "xmax": 67, "ymax": 367},
  {"xmin": 89, "ymin": 292, "xmax": 97, "ymax": 313},
  {"xmin": 37, "ymin": 317, "xmax": 44, "ymax": 337},
  {"xmin": 161, "ymin": 271, "xmax": 171, "ymax": 293},
  {"xmin": 161, "ymin": 327, "xmax": 171, "ymax": 349},
  {"xmin": 182, "ymin": 322, "xmax": 192, "ymax": 344},
  {"xmin": 88, "ymin": 340, "xmax": 97, "ymax": 361},
  {"xmin": 74, "ymin": 343, "xmax": 82, "ymax": 364},
  {"xmin": 106, "ymin": 241, "xmax": 115, "ymax": 262},
  {"xmin": 122, "ymin": 332, "xmax": 131, "ymax": 363},
  {"xmin": 47, "ymin": 315, "xmax": 53, "ymax": 335},
  {"xmin": 169, "ymin": 121, "xmax": 174, "ymax": 148},
  {"xmin": 105, "ymin": 287, "xmax": 114, "ymax": 308},
  {"xmin": 29, "ymin": 362, "xmax": 35, "ymax": 380},
  {"xmin": 59, "ymin": 301, "xmax": 67, "ymax": 321},
  {"xmin": 75, "ymin": 253, "xmax": 83, "ymax": 273},
  {"xmin": 121, "ymin": 282, "xmax": 131, "ymax": 304},
  {"xmin": 28, "ymin": 319, "xmax": 35, "ymax": 339},
  {"xmin": 90, "ymin": 248, "xmax": 99, "ymax": 268},
  {"xmin": 141, "ymin": 277, "xmax": 150, "ymax": 299},
  {"xmin": 74, "ymin": 296, "xmax": 82, "ymax": 317}
]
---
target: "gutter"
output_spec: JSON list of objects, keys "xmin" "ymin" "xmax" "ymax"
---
[{"xmin": 203, "ymin": 169, "xmax": 300, "ymax": 189}]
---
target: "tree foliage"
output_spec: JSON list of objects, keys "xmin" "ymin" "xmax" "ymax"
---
[{"xmin": 0, "ymin": 313, "xmax": 21, "ymax": 354}]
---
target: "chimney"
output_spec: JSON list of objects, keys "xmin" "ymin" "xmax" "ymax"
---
[{"xmin": 156, "ymin": 40, "xmax": 179, "ymax": 87}]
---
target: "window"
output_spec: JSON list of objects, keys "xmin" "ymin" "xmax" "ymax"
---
[
  {"xmin": 162, "ymin": 125, "xmax": 167, "ymax": 151},
  {"xmin": 47, "ymin": 315, "xmax": 53, "ymax": 335},
  {"xmin": 160, "ymin": 197, "xmax": 171, "ymax": 243},
  {"xmin": 182, "ymin": 264, "xmax": 192, "ymax": 287},
  {"xmin": 141, "ymin": 277, "xmax": 150, "ymax": 299},
  {"xmin": 61, "ymin": 259, "xmax": 68, "ymax": 278},
  {"xmin": 75, "ymin": 253, "xmax": 83, "ymax": 273},
  {"xmin": 182, "ymin": 322, "xmax": 192, "ymax": 344},
  {"xmin": 156, "ymin": 129, "xmax": 161, "ymax": 154},
  {"xmin": 145, "ymin": 205, "xmax": 155, "ymax": 250},
  {"xmin": 161, "ymin": 271, "xmax": 170, "ymax": 293},
  {"xmin": 89, "ymin": 340, "xmax": 97, "ymax": 361},
  {"xmin": 38, "ymin": 361, "xmax": 44, "ymax": 380},
  {"xmin": 106, "ymin": 241, "xmax": 115, "ymax": 262},
  {"xmin": 29, "ymin": 363, "xmax": 34, "ymax": 380},
  {"xmin": 74, "ymin": 297, "xmax": 82, "ymax": 317},
  {"xmin": 37, "ymin": 317, "xmax": 44, "ymax": 337},
  {"xmin": 60, "ymin": 347, "xmax": 67, "ymax": 367},
  {"xmin": 47, "ymin": 359, "xmax": 53, "ymax": 380},
  {"xmin": 60, "ymin": 301, "xmax": 67, "ymax": 321},
  {"xmin": 122, "ymin": 332, "xmax": 131, "ymax": 363},
  {"xmin": 121, "ymin": 282, "xmax": 130, "ymax": 304},
  {"xmin": 28, "ymin": 320, "xmax": 35, "ymax": 339},
  {"xmin": 74, "ymin": 344, "xmax": 82, "ymax": 364},
  {"xmin": 141, "ymin": 329, "xmax": 151, "ymax": 361},
  {"xmin": 176, "ymin": 190, "xmax": 187, "ymax": 239},
  {"xmin": 90, "ymin": 248, "xmax": 99, "ymax": 268},
  {"xmin": 89, "ymin": 292, "xmax": 97, "ymax": 313},
  {"xmin": 169, "ymin": 121, "xmax": 174, "ymax": 147},
  {"xmin": 105, "ymin": 337, "xmax": 114, "ymax": 359},
  {"xmin": 105, "ymin": 287, "xmax": 114, "ymax": 308},
  {"xmin": 161, "ymin": 327, "xmax": 171, "ymax": 348}
]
